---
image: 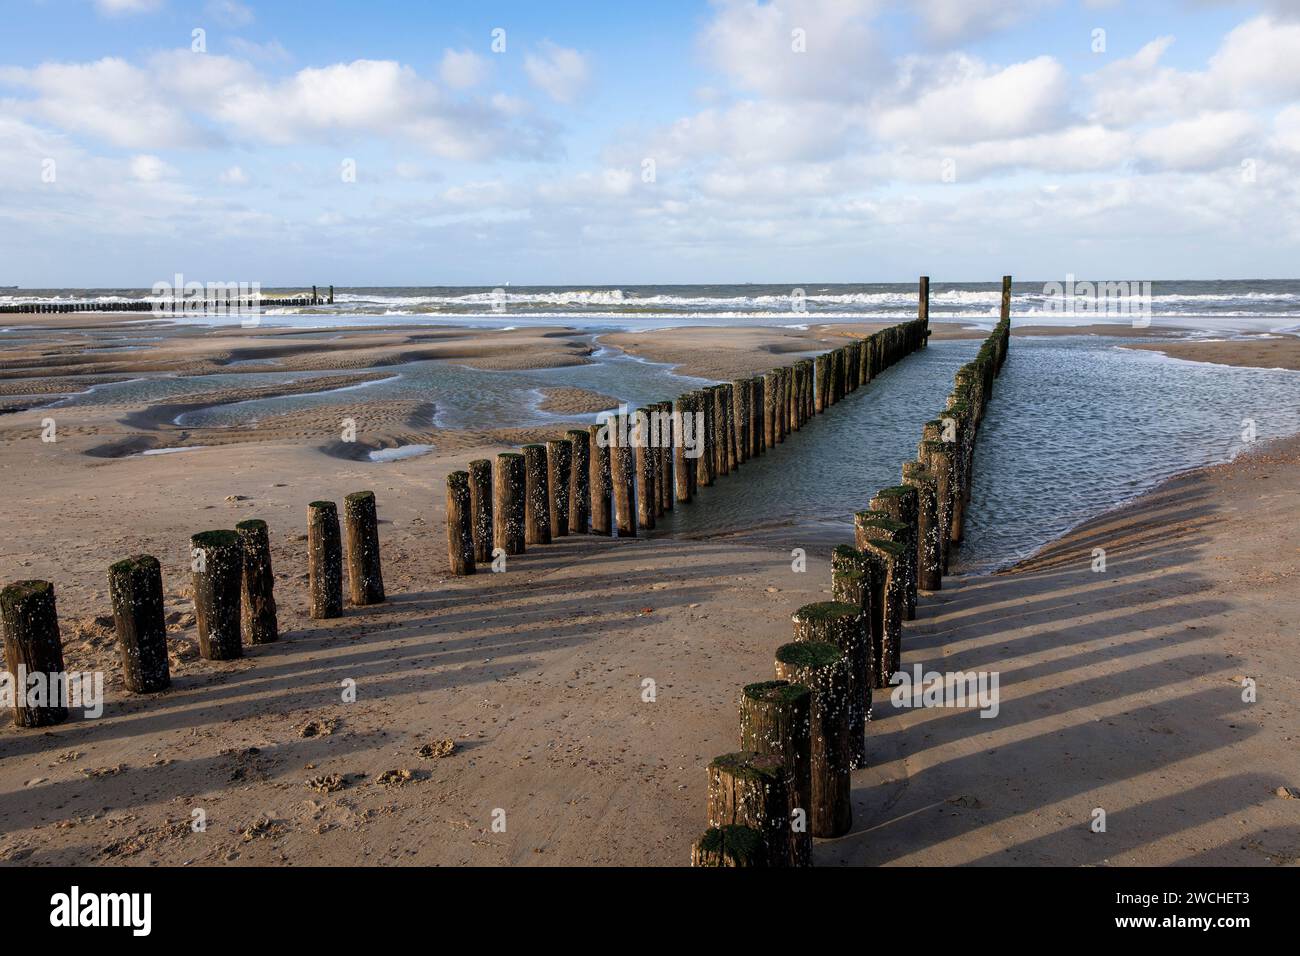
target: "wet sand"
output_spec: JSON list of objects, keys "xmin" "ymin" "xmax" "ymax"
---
[{"xmin": 1, "ymin": 317, "xmax": 1298, "ymax": 865}]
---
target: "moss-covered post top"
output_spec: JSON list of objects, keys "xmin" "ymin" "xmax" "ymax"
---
[
  {"xmin": 190, "ymin": 529, "xmax": 239, "ymax": 549},
  {"xmin": 234, "ymin": 518, "xmax": 267, "ymax": 533},
  {"xmin": 708, "ymin": 750, "xmax": 785, "ymax": 784},
  {"xmin": 446, "ymin": 470, "xmax": 469, "ymax": 489},
  {"xmin": 774, "ymin": 640, "xmax": 842, "ymax": 670},
  {"xmin": 499, "ymin": 451, "xmax": 524, "ymax": 461},
  {"xmin": 0, "ymin": 579, "xmax": 55, "ymax": 612},
  {"xmin": 792, "ymin": 601, "xmax": 862, "ymax": 626},
  {"xmin": 344, "ymin": 490, "xmax": 375, "ymax": 505},
  {"xmin": 307, "ymin": 501, "xmax": 337, "ymax": 514},
  {"xmin": 855, "ymin": 511, "xmax": 908, "ymax": 535},
  {"xmin": 742, "ymin": 679, "xmax": 812, "ymax": 706},
  {"xmin": 108, "ymin": 554, "xmax": 160, "ymax": 576}
]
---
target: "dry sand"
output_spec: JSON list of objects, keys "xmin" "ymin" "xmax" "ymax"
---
[{"xmin": 1, "ymin": 317, "xmax": 1297, "ymax": 865}]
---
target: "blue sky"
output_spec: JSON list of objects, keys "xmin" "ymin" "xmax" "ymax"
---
[{"xmin": 1, "ymin": 0, "xmax": 1298, "ymax": 285}]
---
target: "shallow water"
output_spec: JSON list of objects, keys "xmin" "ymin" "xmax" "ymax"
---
[{"xmin": 659, "ymin": 338, "xmax": 1300, "ymax": 572}]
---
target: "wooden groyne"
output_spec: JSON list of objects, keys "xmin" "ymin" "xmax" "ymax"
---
[
  {"xmin": 692, "ymin": 274, "xmax": 1014, "ymax": 866},
  {"xmin": 0, "ymin": 286, "xmax": 336, "ymax": 314},
  {"xmin": 2, "ymin": 281, "xmax": 934, "ymax": 737}
]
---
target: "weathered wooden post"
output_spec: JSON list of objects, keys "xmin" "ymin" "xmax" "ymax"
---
[
  {"xmin": 632, "ymin": 410, "xmax": 656, "ymax": 530},
  {"xmin": 855, "ymin": 531, "xmax": 906, "ymax": 687},
  {"xmin": 815, "ymin": 353, "xmax": 829, "ymax": 413},
  {"xmin": 235, "ymin": 519, "xmax": 278, "ymax": 643},
  {"xmin": 446, "ymin": 471, "xmax": 476, "ymax": 574},
  {"xmin": 773, "ymin": 641, "xmax": 852, "ymax": 838},
  {"xmin": 522, "ymin": 444, "xmax": 552, "ymax": 545},
  {"xmin": 107, "ymin": 556, "xmax": 170, "ymax": 693},
  {"xmin": 921, "ymin": 436, "xmax": 956, "ymax": 573},
  {"xmin": 467, "ymin": 460, "xmax": 494, "ymax": 563},
  {"xmin": 710, "ymin": 387, "xmax": 728, "ymax": 476},
  {"xmin": 608, "ymin": 418, "xmax": 636, "ymax": 536},
  {"xmin": 903, "ymin": 461, "xmax": 942, "ymax": 591},
  {"xmin": 1, "ymin": 580, "xmax": 69, "ymax": 726},
  {"xmin": 546, "ymin": 438, "xmax": 572, "ymax": 537},
  {"xmin": 566, "ymin": 429, "xmax": 590, "ymax": 534},
  {"xmin": 343, "ymin": 491, "xmax": 385, "ymax": 605},
  {"xmin": 192, "ymin": 529, "xmax": 246, "ymax": 654},
  {"xmin": 739, "ymin": 680, "xmax": 812, "ymax": 867},
  {"xmin": 705, "ymin": 751, "xmax": 791, "ymax": 868},
  {"xmin": 792, "ymin": 602, "xmax": 870, "ymax": 770},
  {"xmin": 588, "ymin": 424, "xmax": 612, "ymax": 535},
  {"xmin": 731, "ymin": 380, "xmax": 749, "ymax": 464},
  {"xmin": 763, "ymin": 372, "xmax": 779, "ymax": 447},
  {"xmin": 673, "ymin": 395, "xmax": 693, "ymax": 503},
  {"xmin": 749, "ymin": 376, "xmax": 764, "ymax": 454},
  {"xmin": 493, "ymin": 452, "xmax": 527, "ymax": 555},
  {"xmin": 694, "ymin": 391, "xmax": 713, "ymax": 488},
  {"xmin": 919, "ymin": 275, "xmax": 929, "ymax": 326},
  {"xmin": 869, "ymin": 486, "xmax": 919, "ymax": 621},
  {"xmin": 690, "ymin": 825, "xmax": 769, "ymax": 867},
  {"xmin": 655, "ymin": 403, "xmax": 673, "ymax": 513},
  {"xmin": 723, "ymin": 386, "xmax": 738, "ymax": 473}
]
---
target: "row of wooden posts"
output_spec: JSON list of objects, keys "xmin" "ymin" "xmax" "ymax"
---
[
  {"xmin": 0, "ymin": 295, "xmax": 934, "ymax": 729},
  {"xmin": 0, "ymin": 489, "xmax": 387, "ymax": 726},
  {"xmin": 441, "ymin": 314, "xmax": 933, "ymax": 572},
  {"xmin": 0, "ymin": 286, "xmax": 335, "ymax": 314},
  {"xmin": 691, "ymin": 276, "xmax": 1014, "ymax": 867}
]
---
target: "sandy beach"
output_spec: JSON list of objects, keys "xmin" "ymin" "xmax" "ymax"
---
[{"xmin": 1, "ymin": 314, "xmax": 1297, "ymax": 865}]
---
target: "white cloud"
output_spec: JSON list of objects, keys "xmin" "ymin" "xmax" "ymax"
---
[
  {"xmin": 218, "ymin": 164, "xmax": 249, "ymax": 185},
  {"xmin": 439, "ymin": 48, "xmax": 487, "ymax": 89},
  {"xmin": 1135, "ymin": 111, "xmax": 1260, "ymax": 171},
  {"xmin": 94, "ymin": 0, "xmax": 162, "ymax": 15},
  {"xmin": 701, "ymin": 0, "xmax": 885, "ymax": 100},
  {"xmin": 907, "ymin": 0, "xmax": 1057, "ymax": 44},
  {"xmin": 0, "ymin": 57, "xmax": 210, "ymax": 147},
  {"xmin": 523, "ymin": 41, "xmax": 589, "ymax": 104},
  {"xmin": 874, "ymin": 54, "xmax": 1071, "ymax": 145},
  {"xmin": 129, "ymin": 153, "xmax": 173, "ymax": 181}
]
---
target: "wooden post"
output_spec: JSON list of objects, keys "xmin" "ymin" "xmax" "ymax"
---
[
  {"xmin": 566, "ymin": 430, "xmax": 590, "ymax": 535},
  {"xmin": 921, "ymin": 438, "xmax": 956, "ymax": 574},
  {"xmin": 792, "ymin": 602, "xmax": 870, "ymax": 771},
  {"xmin": 493, "ymin": 452, "xmax": 526, "ymax": 555},
  {"xmin": 856, "ymin": 533, "xmax": 906, "ymax": 687},
  {"xmin": 632, "ymin": 410, "xmax": 656, "ymax": 530},
  {"xmin": 107, "ymin": 556, "xmax": 170, "ymax": 693},
  {"xmin": 465, "ymin": 460, "xmax": 494, "ymax": 563},
  {"xmin": 750, "ymin": 376, "xmax": 765, "ymax": 454},
  {"xmin": 903, "ymin": 461, "xmax": 942, "ymax": 592},
  {"xmin": 655, "ymin": 403, "xmax": 673, "ymax": 513},
  {"xmin": 705, "ymin": 751, "xmax": 791, "ymax": 868},
  {"xmin": 608, "ymin": 418, "xmax": 636, "ymax": 536},
  {"xmin": 673, "ymin": 396, "xmax": 692, "ymax": 503},
  {"xmin": 710, "ymin": 387, "xmax": 728, "ymax": 476},
  {"xmin": 739, "ymin": 680, "xmax": 812, "ymax": 867},
  {"xmin": 546, "ymin": 438, "xmax": 572, "ymax": 537},
  {"xmin": 723, "ymin": 385, "xmax": 738, "ymax": 471},
  {"xmin": 773, "ymin": 641, "xmax": 852, "ymax": 838},
  {"xmin": 919, "ymin": 275, "xmax": 930, "ymax": 330},
  {"xmin": 522, "ymin": 444, "xmax": 552, "ymax": 545},
  {"xmin": 869, "ymin": 486, "xmax": 919, "ymax": 621},
  {"xmin": 691, "ymin": 825, "xmax": 769, "ymax": 867},
  {"xmin": 235, "ymin": 519, "xmax": 278, "ymax": 644},
  {"xmin": 1, "ymin": 580, "xmax": 69, "ymax": 726},
  {"xmin": 588, "ymin": 425, "xmax": 611, "ymax": 535},
  {"xmin": 695, "ymin": 391, "xmax": 714, "ymax": 488},
  {"xmin": 815, "ymin": 354, "xmax": 828, "ymax": 413},
  {"xmin": 192, "ymin": 529, "xmax": 246, "ymax": 655},
  {"xmin": 343, "ymin": 491, "xmax": 385, "ymax": 605},
  {"xmin": 728, "ymin": 381, "xmax": 745, "ymax": 464},
  {"xmin": 763, "ymin": 372, "xmax": 779, "ymax": 446},
  {"xmin": 446, "ymin": 471, "xmax": 476, "ymax": 574}
]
